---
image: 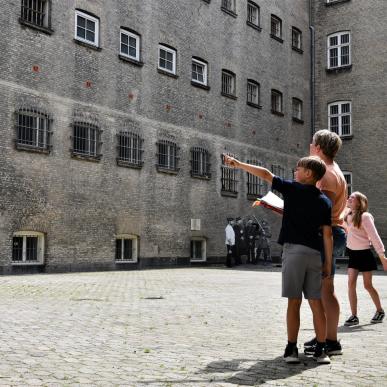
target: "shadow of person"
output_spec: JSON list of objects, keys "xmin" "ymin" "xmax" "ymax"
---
[
  {"xmin": 199, "ymin": 355, "xmax": 323, "ymax": 385},
  {"xmin": 338, "ymin": 322, "xmax": 375, "ymax": 333}
]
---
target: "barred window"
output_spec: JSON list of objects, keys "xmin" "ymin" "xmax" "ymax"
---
[
  {"xmin": 120, "ymin": 29, "xmax": 140, "ymax": 61},
  {"xmin": 247, "ymin": 80, "xmax": 260, "ymax": 106},
  {"xmin": 292, "ymin": 27, "xmax": 302, "ymax": 50},
  {"xmin": 156, "ymin": 140, "xmax": 179, "ymax": 172},
  {"xmin": 271, "ymin": 164, "xmax": 285, "ymax": 196},
  {"xmin": 271, "ymin": 89, "xmax": 283, "ymax": 114},
  {"xmin": 247, "ymin": 1, "xmax": 260, "ymax": 27},
  {"xmin": 271, "ymin": 15, "xmax": 282, "ymax": 39},
  {"xmin": 72, "ymin": 122, "xmax": 102, "ymax": 159},
  {"xmin": 222, "ymin": 0, "xmax": 236, "ymax": 13},
  {"xmin": 221, "ymin": 153, "xmax": 238, "ymax": 195},
  {"xmin": 328, "ymin": 101, "xmax": 352, "ymax": 136},
  {"xmin": 292, "ymin": 98, "xmax": 303, "ymax": 121},
  {"xmin": 246, "ymin": 159, "xmax": 265, "ymax": 198},
  {"xmin": 75, "ymin": 10, "xmax": 99, "ymax": 47},
  {"xmin": 222, "ymin": 70, "xmax": 236, "ymax": 97},
  {"xmin": 20, "ymin": 0, "xmax": 51, "ymax": 29},
  {"xmin": 192, "ymin": 58, "xmax": 208, "ymax": 86},
  {"xmin": 12, "ymin": 231, "xmax": 44, "ymax": 264},
  {"xmin": 117, "ymin": 131, "xmax": 143, "ymax": 167},
  {"xmin": 343, "ymin": 172, "xmax": 352, "ymax": 197},
  {"xmin": 191, "ymin": 147, "xmax": 211, "ymax": 178},
  {"xmin": 327, "ymin": 31, "xmax": 351, "ymax": 69},
  {"xmin": 115, "ymin": 235, "xmax": 138, "ymax": 263},
  {"xmin": 190, "ymin": 238, "xmax": 206, "ymax": 262},
  {"xmin": 15, "ymin": 108, "xmax": 51, "ymax": 152},
  {"xmin": 158, "ymin": 44, "xmax": 176, "ymax": 75}
]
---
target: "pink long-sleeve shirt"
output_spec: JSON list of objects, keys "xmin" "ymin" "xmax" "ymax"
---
[{"xmin": 346, "ymin": 212, "xmax": 385, "ymax": 256}]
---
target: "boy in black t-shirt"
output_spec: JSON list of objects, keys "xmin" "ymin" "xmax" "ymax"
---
[{"xmin": 224, "ymin": 155, "xmax": 333, "ymax": 364}]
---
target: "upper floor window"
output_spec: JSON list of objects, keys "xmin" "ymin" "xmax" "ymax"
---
[
  {"xmin": 327, "ymin": 31, "xmax": 351, "ymax": 69},
  {"xmin": 271, "ymin": 164, "xmax": 285, "ymax": 197},
  {"xmin": 75, "ymin": 10, "xmax": 99, "ymax": 47},
  {"xmin": 247, "ymin": 1, "xmax": 260, "ymax": 28},
  {"xmin": 120, "ymin": 29, "xmax": 140, "ymax": 62},
  {"xmin": 221, "ymin": 70, "xmax": 236, "ymax": 98},
  {"xmin": 115, "ymin": 235, "xmax": 138, "ymax": 263},
  {"xmin": 192, "ymin": 58, "xmax": 208, "ymax": 87},
  {"xmin": 270, "ymin": 15, "xmax": 282, "ymax": 42},
  {"xmin": 292, "ymin": 98, "xmax": 303, "ymax": 122},
  {"xmin": 12, "ymin": 231, "xmax": 45, "ymax": 264},
  {"xmin": 221, "ymin": 153, "xmax": 238, "ymax": 196},
  {"xmin": 15, "ymin": 108, "xmax": 51, "ymax": 152},
  {"xmin": 156, "ymin": 139, "xmax": 179, "ymax": 172},
  {"xmin": 20, "ymin": 0, "xmax": 51, "ymax": 31},
  {"xmin": 271, "ymin": 89, "xmax": 283, "ymax": 115},
  {"xmin": 221, "ymin": 0, "xmax": 236, "ymax": 14},
  {"xmin": 328, "ymin": 101, "xmax": 352, "ymax": 136},
  {"xmin": 72, "ymin": 121, "xmax": 102, "ymax": 160},
  {"xmin": 191, "ymin": 147, "xmax": 211, "ymax": 178},
  {"xmin": 292, "ymin": 27, "xmax": 302, "ymax": 51},
  {"xmin": 158, "ymin": 44, "xmax": 177, "ymax": 75},
  {"xmin": 247, "ymin": 80, "xmax": 260, "ymax": 107},
  {"xmin": 117, "ymin": 131, "xmax": 143, "ymax": 168},
  {"xmin": 343, "ymin": 172, "xmax": 352, "ymax": 196},
  {"xmin": 246, "ymin": 159, "xmax": 265, "ymax": 198}
]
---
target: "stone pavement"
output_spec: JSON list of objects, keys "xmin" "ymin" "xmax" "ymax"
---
[{"xmin": 0, "ymin": 266, "xmax": 386, "ymax": 387}]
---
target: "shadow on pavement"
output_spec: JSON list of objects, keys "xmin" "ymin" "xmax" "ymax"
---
[{"xmin": 338, "ymin": 322, "xmax": 375, "ymax": 333}]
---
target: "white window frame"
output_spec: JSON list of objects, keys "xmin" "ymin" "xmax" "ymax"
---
[
  {"xmin": 190, "ymin": 237, "xmax": 207, "ymax": 262},
  {"xmin": 328, "ymin": 101, "xmax": 352, "ymax": 137},
  {"xmin": 191, "ymin": 58, "xmax": 208, "ymax": 86},
  {"xmin": 271, "ymin": 90, "xmax": 283, "ymax": 113},
  {"xmin": 158, "ymin": 44, "xmax": 176, "ymax": 75},
  {"xmin": 115, "ymin": 234, "xmax": 138, "ymax": 263},
  {"xmin": 343, "ymin": 172, "xmax": 353, "ymax": 196},
  {"xmin": 120, "ymin": 29, "xmax": 140, "ymax": 61},
  {"xmin": 327, "ymin": 31, "xmax": 351, "ymax": 69},
  {"xmin": 247, "ymin": 1, "xmax": 260, "ymax": 26},
  {"xmin": 75, "ymin": 10, "xmax": 99, "ymax": 47},
  {"xmin": 12, "ymin": 231, "xmax": 45, "ymax": 265}
]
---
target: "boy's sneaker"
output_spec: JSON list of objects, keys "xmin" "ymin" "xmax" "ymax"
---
[
  {"xmin": 313, "ymin": 345, "xmax": 331, "ymax": 364},
  {"xmin": 283, "ymin": 344, "xmax": 300, "ymax": 364},
  {"xmin": 344, "ymin": 315, "xmax": 359, "ymax": 326},
  {"xmin": 303, "ymin": 337, "xmax": 317, "ymax": 355},
  {"xmin": 371, "ymin": 310, "xmax": 385, "ymax": 324},
  {"xmin": 326, "ymin": 339, "xmax": 343, "ymax": 356}
]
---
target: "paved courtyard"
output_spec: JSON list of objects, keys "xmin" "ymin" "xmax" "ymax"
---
[{"xmin": 0, "ymin": 266, "xmax": 386, "ymax": 386}]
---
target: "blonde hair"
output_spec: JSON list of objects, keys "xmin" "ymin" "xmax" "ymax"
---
[
  {"xmin": 345, "ymin": 191, "xmax": 368, "ymax": 228},
  {"xmin": 313, "ymin": 129, "xmax": 342, "ymax": 159}
]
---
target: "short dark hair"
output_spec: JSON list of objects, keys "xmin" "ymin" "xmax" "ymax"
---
[
  {"xmin": 297, "ymin": 156, "xmax": 326, "ymax": 181},
  {"xmin": 313, "ymin": 129, "xmax": 342, "ymax": 159}
]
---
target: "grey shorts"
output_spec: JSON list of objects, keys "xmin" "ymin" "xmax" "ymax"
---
[{"xmin": 282, "ymin": 243, "xmax": 322, "ymax": 299}]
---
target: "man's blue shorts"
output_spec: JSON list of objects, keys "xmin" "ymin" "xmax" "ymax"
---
[{"xmin": 321, "ymin": 226, "xmax": 347, "ymax": 276}]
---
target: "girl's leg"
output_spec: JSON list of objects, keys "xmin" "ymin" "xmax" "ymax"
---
[
  {"xmin": 362, "ymin": 272, "xmax": 383, "ymax": 311},
  {"xmin": 348, "ymin": 268, "xmax": 359, "ymax": 316}
]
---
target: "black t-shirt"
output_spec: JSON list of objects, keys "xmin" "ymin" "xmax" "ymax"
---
[{"xmin": 272, "ymin": 176, "xmax": 332, "ymax": 252}]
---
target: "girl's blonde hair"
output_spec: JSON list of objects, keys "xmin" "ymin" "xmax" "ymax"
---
[{"xmin": 345, "ymin": 191, "xmax": 368, "ymax": 228}]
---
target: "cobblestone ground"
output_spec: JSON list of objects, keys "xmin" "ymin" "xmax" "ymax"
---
[{"xmin": 0, "ymin": 266, "xmax": 386, "ymax": 386}]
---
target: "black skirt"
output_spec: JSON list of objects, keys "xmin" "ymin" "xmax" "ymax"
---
[{"xmin": 347, "ymin": 248, "xmax": 378, "ymax": 272}]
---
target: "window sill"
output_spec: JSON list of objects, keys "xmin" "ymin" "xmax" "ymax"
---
[
  {"xmin": 15, "ymin": 143, "xmax": 51, "ymax": 154},
  {"xmin": 12, "ymin": 262, "xmax": 44, "ymax": 266},
  {"xmin": 156, "ymin": 166, "xmax": 179, "ymax": 175},
  {"xmin": 118, "ymin": 55, "xmax": 144, "ymax": 67},
  {"xmin": 247, "ymin": 102, "xmax": 262, "ymax": 109},
  {"xmin": 326, "ymin": 64, "xmax": 352, "ymax": 74},
  {"xmin": 221, "ymin": 190, "xmax": 238, "ymax": 198},
  {"xmin": 73, "ymin": 39, "xmax": 102, "ymax": 51},
  {"xmin": 247, "ymin": 193, "xmax": 263, "ymax": 201},
  {"xmin": 292, "ymin": 46, "xmax": 303, "ymax": 54},
  {"xmin": 191, "ymin": 173, "xmax": 211, "ymax": 180},
  {"xmin": 191, "ymin": 81, "xmax": 210, "ymax": 91},
  {"xmin": 271, "ymin": 110, "xmax": 284, "ymax": 117},
  {"xmin": 292, "ymin": 117, "xmax": 304, "ymax": 124},
  {"xmin": 115, "ymin": 260, "xmax": 138, "ymax": 264},
  {"xmin": 190, "ymin": 259, "xmax": 207, "ymax": 263},
  {"xmin": 221, "ymin": 92, "xmax": 237, "ymax": 100},
  {"xmin": 71, "ymin": 153, "xmax": 102, "ymax": 162},
  {"xmin": 201, "ymin": 0, "xmax": 211, "ymax": 3},
  {"xmin": 326, "ymin": 0, "xmax": 351, "ymax": 6},
  {"xmin": 19, "ymin": 18, "xmax": 53, "ymax": 35},
  {"xmin": 246, "ymin": 21, "xmax": 262, "ymax": 32},
  {"xmin": 221, "ymin": 7, "xmax": 237, "ymax": 18},
  {"xmin": 270, "ymin": 34, "xmax": 283, "ymax": 44},
  {"xmin": 157, "ymin": 68, "xmax": 178, "ymax": 78},
  {"xmin": 340, "ymin": 134, "xmax": 353, "ymax": 140},
  {"xmin": 117, "ymin": 160, "xmax": 143, "ymax": 169}
]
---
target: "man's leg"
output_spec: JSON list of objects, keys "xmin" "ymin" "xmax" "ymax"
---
[
  {"xmin": 287, "ymin": 298, "xmax": 302, "ymax": 342},
  {"xmin": 308, "ymin": 299, "xmax": 327, "ymax": 343}
]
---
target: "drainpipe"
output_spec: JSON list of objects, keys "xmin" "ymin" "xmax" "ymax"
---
[{"xmin": 309, "ymin": 0, "xmax": 315, "ymax": 137}]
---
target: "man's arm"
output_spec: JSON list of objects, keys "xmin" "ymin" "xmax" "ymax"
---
[
  {"xmin": 223, "ymin": 155, "xmax": 274, "ymax": 183},
  {"xmin": 322, "ymin": 225, "xmax": 333, "ymax": 278}
]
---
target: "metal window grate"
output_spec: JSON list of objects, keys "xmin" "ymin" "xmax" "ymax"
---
[
  {"xmin": 271, "ymin": 16, "xmax": 281, "ymax": 37},
  {"xmin": 191, "ymin": 147, "xmax": 211, "ymax": 178},
  {"xmin": 117, "ymin": 131, "xmax": 143, "ymax": 166},
  {"xmin": 157, "ymin": 140, "xmax": 179, "ymax": 170},
  {"xmin": 222, "ymin": 0, "xmax": 235, "ymax": 12},
  {"xmin": 16, "ymin": 108, "xmax": 51, "ymax": 150},
  {"xmin": 247, "ymin": 160, "xmax": 264, "ymax": 196},
  {"xmin": 247, "ymin": 2, "xmax": 259, "ymax": 25},
  {"xmin": 247, "ymin": 81, "xmax": 259, "ymax": 105},
  {"xmin": 221, "ymin": 153, "xmax": 238, "ymax": 193},
  {"xmin": 12, "ymin": 237, "xmax": 23, "ymax": 262},
  {"xmin": 222, "ymin": 71, "xmax": 235, "ymax": 96},
  {"xmin": 72, "ymin": 122, "xmax": 101, "ymax": 158},
  {"xmin": 21, "ymin": 0, "xmax": 47, "ymax": 27}
]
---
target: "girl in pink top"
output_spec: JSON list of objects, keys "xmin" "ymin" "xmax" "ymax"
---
[{"xmin": 344, "ymin": 192, "xmax": 387, "ymax": 326}]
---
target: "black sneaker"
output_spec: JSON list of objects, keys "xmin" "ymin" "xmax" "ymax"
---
[
  {"xmin": 283, "ymin": 344, "xmax": 300, "ymax": 364},
  {"xmin": 371, "ymin": 310, "xmax": 385, "ymax": 324},
  {"xmin": 304, "ymin": 337, "xmax": 317, "ymax": 348},
  {"xmin": 313, "ymin": 345, "xmax": 331, "ymax": 364},
  {"xmin": 326, "ymin": 340, "xmax": 343, "ymax": 356},
  {"xmin": 344, "ymin": 315, "xmax": 359, "ymax": 326}
]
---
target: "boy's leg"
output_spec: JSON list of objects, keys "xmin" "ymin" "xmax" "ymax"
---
[
  {"xmin": 287, "ymin": 298, "xmax": 302, "ymax": 342},
  {"xmin": 308, "ymin": 299, "xmax": 326, "ymax": 342},
  {"xmin": 322, "ymin": 277, "xmax": 340, "ymax": 341}
]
